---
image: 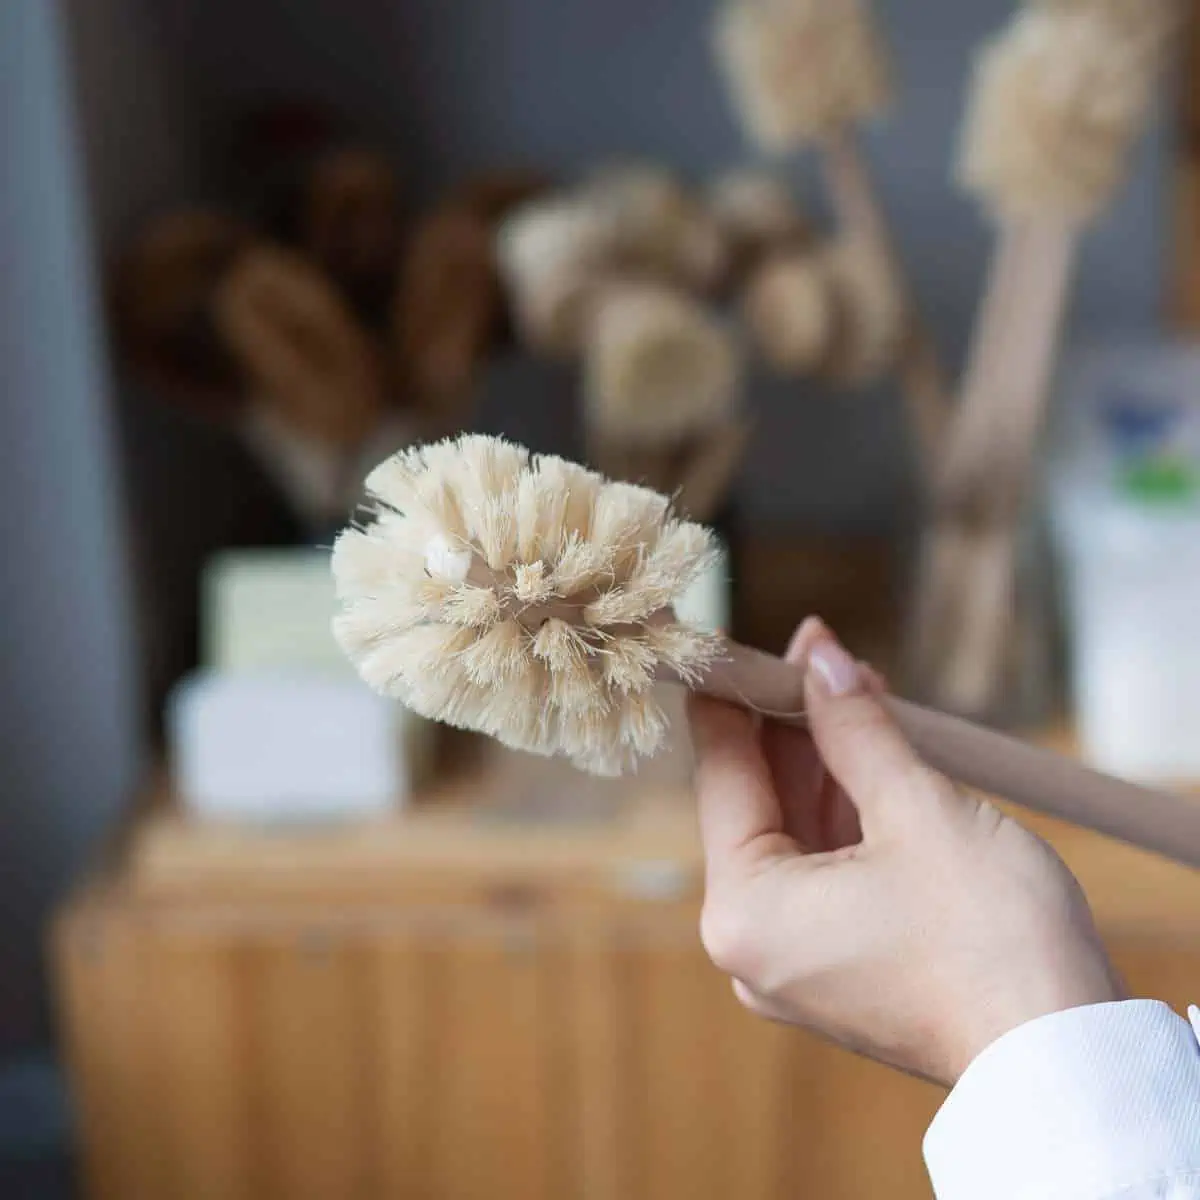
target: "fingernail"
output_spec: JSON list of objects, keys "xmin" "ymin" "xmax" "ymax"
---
[
  {"xmin": 809, "ymin": 637, "xmax": 862, "ymax": 697},
  {"xmin": 785, "ymin": 616, "xmax": 826, "ymax": 665}
]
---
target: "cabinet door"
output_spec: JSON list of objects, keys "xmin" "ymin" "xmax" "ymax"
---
[
  {"xmin": 563, "ymin": 917, "xmax": 794, "ymax": 1200},
  {"xmin": 56, "ymin": 907, "xmax": 570, "ymax": 1200}
]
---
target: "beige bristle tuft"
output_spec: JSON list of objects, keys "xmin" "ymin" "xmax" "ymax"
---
[
  {"xmin": 742, "ymin": 250, "xmax": 836, "ymax": 374},
  {"xmin": 512, "ymin": 561, "xmax": 553, "ymax": 605},
  {"xmin": 331, "ymin": 434, "xmax": 723, "ymax": 774},
  {"xmin": 330, "ymin": 524, "xmax": 426, "ymax": 601},
  {"xmin": 459, "ymin": 621, "xmax": 531, "ymax": 683},
  {"xmin": 584, "ymin": 281, "xmax": 742, "ymax": 447},
  {"xmin": 646, "ymin": 625, "xmax": 719, "ymax": 684},
  {"xmin": 441, "ymin": 585, "xmax": 503, "ymax": 628},
  {"xmin": 588, "ymin": 478, "xmax": 673, "ymax": 575},
  {"xmin": 958, "ymin": 2, "xmax": 1177, "ymax": 222},
  {"xmin": 713, "ymin": 0, "xmax": 891, "ymax": 153},
  {"xmin": 552, "ymin": 535, "xmax": 612, "ymax": 596},
  {"xmin": 600, "ymin": 637, "xmax": 658, "ymax": 694},
  {"xmin": 620, "ymin": 693, "xmax": 671, "ymax": 757}
]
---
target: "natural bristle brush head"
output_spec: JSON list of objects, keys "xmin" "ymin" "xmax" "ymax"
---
[
  {"xmin": 742, "ymin": 250, "xmax": 835, "ymax": 375},
  {"xmin": 713, "ymin": 0, "xmax": 891, "ymax": 153},
  {"xmin": 584, "ymin": 281, "xmax": 742, "ymax": 447},
  {"xmin": 958, "ymin": 0, "xmax": 1178, "ymax": 223},
  {"xmin": 331, "ymin": 435, "xmax": 723, "ymax": 775}
]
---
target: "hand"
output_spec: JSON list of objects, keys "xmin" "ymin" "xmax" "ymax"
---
[{"xmin": 688, "ymin": 618, "xmax": 1123, "ymax": 1087}]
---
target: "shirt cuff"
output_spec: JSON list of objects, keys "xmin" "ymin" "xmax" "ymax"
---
[{"xmin": 924, "ymin": 1000, "xmax": 1200, "ymax": 1200}]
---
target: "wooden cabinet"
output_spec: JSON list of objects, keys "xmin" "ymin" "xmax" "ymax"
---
[{"xmin": 52, "ymin": 770, "xmax": 1200, "ymax": 1200}]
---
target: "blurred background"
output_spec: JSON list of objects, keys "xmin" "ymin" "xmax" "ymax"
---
[{"xmin": 3, "ymin": 0, "xmax": 1199, "ymax": 1195}]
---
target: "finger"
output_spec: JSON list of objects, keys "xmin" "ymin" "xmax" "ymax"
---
[
  {"xmin": 804, "ymin": 624, "xmax": 939, "ymax": 833},
  {"xmin": 731, "ymin": 978, "xmax": 793, "ymax": 1024},
  {"xmin": 688, "ymin": 694, "xmax": 784, "ymax": 867},
  {"xmin": 860, "ymin": 661, "xmax": 888, "ymax": 696},
  {"xmin": 785, "ymin": 615, "xmax": 827, "ymax": 666},
  {"xmin": 762, "ymin": 620, "xmax": 828, "ymax": 849},
  {"xmin": 761, "ymin": 721, "xmax": 825, "ymax": 851}
]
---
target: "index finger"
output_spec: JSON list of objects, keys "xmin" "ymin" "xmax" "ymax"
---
[{"xmin": 688, "ymin": 694, "xmax": 784, "ymax": 870}]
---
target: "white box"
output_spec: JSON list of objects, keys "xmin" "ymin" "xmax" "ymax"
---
[
  {"xmin": 168, "ymin": 671, "xmax": 406, "ymax": 825},
  {"xmin": 201, "ymin": 546, "xmax": 436, "ymax": 786}
]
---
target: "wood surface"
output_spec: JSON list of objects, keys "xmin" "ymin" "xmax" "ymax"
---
[{"xmin": 53, "ymin": 730, "xmax": 1200, "ymax": 1200}]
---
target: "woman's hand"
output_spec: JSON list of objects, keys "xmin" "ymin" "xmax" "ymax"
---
[{"xmin": 689, "ymin": 618, "xmax": 1123, "ymax": 1087}]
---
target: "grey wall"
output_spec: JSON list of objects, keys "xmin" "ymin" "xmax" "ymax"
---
[
  {"xmin": 0, "ymin": 1, "xmax": 146, "ymax": 1049},
  {"xmin": 61, "ymin": 0, "xmax": 204, "ymax": 253},
  {"xmin": 0, "ymin": 0, "xmax": 1171, "ymax": 1047},
  {"xmin": 146, "ymin": 0, "xmax": 1170, "ymax": 527}
]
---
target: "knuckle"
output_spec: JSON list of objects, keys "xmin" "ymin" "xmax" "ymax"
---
[
  {"xmin": 699, "ymin": 900, "xmax": 758, "ymax": 977},
  {"xmin": 902, "ymin": 762, "xmax": 961, "ymax": 813},
  {"xmin": 731, "ymin": 978, "xmax": 765, "ymax": 1015},
  {"xmin": 824, "ymin": 702, "xmax": 891, "ymax": 750}
]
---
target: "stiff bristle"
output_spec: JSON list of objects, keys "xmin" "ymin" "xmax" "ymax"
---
[
  {"xmin": 713, "ymin": 0, "xmax": 891, "ymax": 153},
  {"xmin": 958, "ymin": 2, "xmax": 1176, "ymax": 222},
  {"xmin": 331, "ymin": 435, "xmax": 722, "ymax": 775}
]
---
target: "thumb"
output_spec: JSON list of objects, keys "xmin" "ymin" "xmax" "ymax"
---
[{"xmin": 803, "ymin": 630, "xmax": 935, "ymax": 831}]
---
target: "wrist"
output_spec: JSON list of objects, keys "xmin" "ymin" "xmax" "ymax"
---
[{"xmin": 949, "ymin": 951, "xmax": 1123, "ymax": 1082}]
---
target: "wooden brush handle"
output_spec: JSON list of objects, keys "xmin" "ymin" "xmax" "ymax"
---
[
  {"xmin": 819, "ymin": 130, "xmax": 951, "ymax": 482},
  {"xmin": 699, "ymin": 642, "xmax": 1200, "ymax": 869},
  {"xmin": 911, "ymin": 219, "xmax": 1078, "ymax": 714}
]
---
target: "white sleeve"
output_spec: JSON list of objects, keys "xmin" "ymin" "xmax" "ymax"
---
[{"xmin": 924, "ymin": 1000, "xmax": 1200, "ymax": 1200}]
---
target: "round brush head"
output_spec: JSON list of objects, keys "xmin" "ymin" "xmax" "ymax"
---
[
  {"xmin": 584, "ymin": 281, "xmax": 742, "ymax": 447},
  {"xmin": 331, "ymin": 435, "xmax": 721, "ymax": 775},
  {"xmin": 495, "ymin": 196, "xmax": 617, "ymax": 355},
  {"xmin": 958, "ymin": 1, "xmax": 1176, "ymax": 222},
  {"xmin": 742, "ymin": 249, "xmax": 835, "ymax": 374},
  {"xmin": 214, "ymin": 243, "xmax": 385, "ymax": 447},
  {"xmin": 713, "ymin": 0, "xmax": 892, "ymax": 153}
]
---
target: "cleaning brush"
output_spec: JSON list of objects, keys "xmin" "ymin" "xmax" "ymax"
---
[
  {"xmin": 391, "ymin": 200, "xmax": 501, "ymax": 429},
  {"xmin": 495, "ymin": 196, "xmax": 616, "ymax": 356},
  {"xmin": 583, "ymin": 280, "xmax": 742, "ymax": 448},
  {"xmin": 215, "ymin": 242, "xmax": 385, "ymax": 448},
  {"xmin": 913, "ymin": 0, "xmax": 1177, "ymax": 715},
  {"xmin": 712, "ymin": 0, "xmax": 951, "ymax": 477},
  {"xmin": 958, "ymin": 2, "xmax": 1172, "ymax": 223},
  {"xmin": 713, "ymin": 0, "xmax": 890, "ymax": 151},
  {"xmin": 331, "ymin": 434, "xmax": 1200, "ymax": 867}
]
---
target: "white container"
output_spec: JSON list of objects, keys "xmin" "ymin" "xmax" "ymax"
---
[
  {"xmin": 1050, "ymin": 343, "xmax": 1200, "ymax": 784},
  {"xmin": 168, "ymin": 670, "xmax": 406, "ymax": 825},
  {"xmin": 202, "ymin": 546, "xmax": 437, "ymax": 788},
  {"xmin": 674, "ymin": 535, "xmax": 732, "ymax": 633}
]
